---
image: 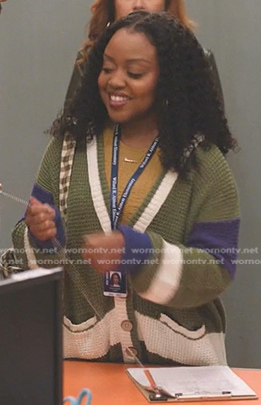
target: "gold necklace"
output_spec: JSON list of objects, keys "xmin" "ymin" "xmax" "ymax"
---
[{"xmin": 123, "ymin": 157, "xmax": 138, "ymax": 163}]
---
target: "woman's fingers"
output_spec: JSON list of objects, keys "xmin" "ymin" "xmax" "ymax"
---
[
  {"xmin": 83, "ymin": 232, "xmax": 125, "ymax": 273},
  {"xmin": 29, "ymin": 225, "xmax": 57, "ymax": 241},
  {"xmin": 27, "ymin": 204, "xmax": 55, "ymax": 223},
  {"xmin": 25, "ymin": 198, "xmax": 57, "ymax": 241}
]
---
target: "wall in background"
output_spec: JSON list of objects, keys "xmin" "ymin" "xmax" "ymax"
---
[
  {"xmin": 186, "ymin": 0, "xmax": 261, "ymax": 367},
  {"xmin": 1, "ymin": 0, "xmax": 260, "ymax": 367},
  {"xmin": 0, "ymin": 0, "xmax": 92, "ymax": 248}
]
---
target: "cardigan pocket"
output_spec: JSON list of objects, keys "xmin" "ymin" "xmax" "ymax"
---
[
  {"xmin": 159, "ymin": 313, "xmax": 206, "ymax": 339},
  {"xmin": 63, "ymin": 315, "xmax": 111, "ymax": 359},
  {"xmin": 63, "ymin": 314, "xmax": 98, "ymax": 333},
  {"xmin": 135, "ymin": 311, "xmax": 225, "ymax": 365}
]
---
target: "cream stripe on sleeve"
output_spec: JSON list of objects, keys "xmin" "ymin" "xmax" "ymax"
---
[{"xmin": 139, "ymin": 240, "xmax": 183, "ymax": 305}]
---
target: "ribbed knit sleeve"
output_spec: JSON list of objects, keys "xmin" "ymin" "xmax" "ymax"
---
[
  {"xmin": 11, "ymin": 138, "xmax": 65, "ymax": 270},
  {"xmin": 130, "ymin": 145, "xmax": 240, "ymax": 309}
]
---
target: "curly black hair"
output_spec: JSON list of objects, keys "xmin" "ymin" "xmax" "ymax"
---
[{"xmin": 48, "ymin": 11, "xmax": 236, "ymax": 174}]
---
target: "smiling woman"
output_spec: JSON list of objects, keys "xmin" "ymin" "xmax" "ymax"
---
[{"xmin": 11, "ymin": 11, "xmax": 239, "ymax": 366}]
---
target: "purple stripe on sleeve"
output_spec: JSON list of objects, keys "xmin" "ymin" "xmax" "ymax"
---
[
  {"xmin": 118, "ymin": 226, "xmax": 152, "ymax": 274},
  {"xmin": 186, "ymin": 218, "xmax": 240, "ymax": 279},
  {"xmin": 31, "ymin": 183, "xmax": 54, "ymax": 205}
]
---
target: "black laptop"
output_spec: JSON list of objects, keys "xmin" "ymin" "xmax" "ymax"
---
[{"xmin": 0, "ymin": 267, "xmax": 63, "ymax": 405}]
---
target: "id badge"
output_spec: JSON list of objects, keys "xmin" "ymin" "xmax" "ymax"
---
[{"xmin": 103, "ymin": 271, "xmax": 127, "ymax": 297}]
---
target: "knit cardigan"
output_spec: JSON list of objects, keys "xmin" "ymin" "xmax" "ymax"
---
[{"xmin": 12, "ymin": 135, "xmax": 240, "ymax": 366}]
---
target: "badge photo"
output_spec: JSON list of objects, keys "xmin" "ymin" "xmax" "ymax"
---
[{"xmin": 103, "ymin": 271, "xmax": 127, "ymax": 297}]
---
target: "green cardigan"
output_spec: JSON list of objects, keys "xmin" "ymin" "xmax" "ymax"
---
[{"xmin": 12, "ymin": 135, "xmax": 240, "ymax": 365}]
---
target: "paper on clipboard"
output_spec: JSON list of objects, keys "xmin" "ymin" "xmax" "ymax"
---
[{"xmin": 127, "ymin": 366, "xmax": 258, "ymax": 402}]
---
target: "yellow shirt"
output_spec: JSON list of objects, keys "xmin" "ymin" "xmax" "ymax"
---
[{"xmin": 103, "ymin": 126, "xmax": 163, "ymax": 225}]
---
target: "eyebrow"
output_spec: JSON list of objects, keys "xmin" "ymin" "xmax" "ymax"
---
[{"xmin": 103, "ymin": 54, "xmax": 154, "ymax": 65}]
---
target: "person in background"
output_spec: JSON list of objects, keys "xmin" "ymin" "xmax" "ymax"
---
[
  {"xmin": 65, "ymin": 0, "xmax": 224, "ymax": 109},
  {"xmin": 0, "ymin": 0, "xmax": 8, "ymax": 15},
  {"xmin": 12, "ymin": 11, "xmax": 239, "ymax": 365}
]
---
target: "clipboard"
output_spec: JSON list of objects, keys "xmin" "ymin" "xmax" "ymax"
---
[{"xmin": 126, "ymin": 366, "xmax": 258, "ymax": 403}]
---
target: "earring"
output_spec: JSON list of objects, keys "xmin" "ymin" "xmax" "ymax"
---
[{"xmin": 164, "ymin": 99, "xmax": 169, "ymax": 107}]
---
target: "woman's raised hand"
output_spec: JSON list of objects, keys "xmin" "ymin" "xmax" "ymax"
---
[{"xmin": 25, "ymin": 196, "xmax": 57, "ymax": 241}]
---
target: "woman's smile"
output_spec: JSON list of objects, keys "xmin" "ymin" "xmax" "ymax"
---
[{"xmin": 108, "ymin": 92, "xmax": 131, "ymax": 108}]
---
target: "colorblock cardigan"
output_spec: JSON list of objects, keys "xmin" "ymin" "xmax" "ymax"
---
[{"xmin": 12, "ymin": 134, "xmax": 240, "ymax": 365}]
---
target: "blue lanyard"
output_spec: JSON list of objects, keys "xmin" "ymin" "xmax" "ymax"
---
[{"xmin": 110, "ymin": 124, "xmax": 159, "ymax": 229}]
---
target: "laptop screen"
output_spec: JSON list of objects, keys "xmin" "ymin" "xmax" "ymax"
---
[{"xmin": 0, "ymin": 268, "xmax": 63, "ymax": 405}]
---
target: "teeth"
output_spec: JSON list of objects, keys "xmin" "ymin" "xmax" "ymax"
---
[{"xmin": 110, "ymin": 95, "xmax": 128, "ymax": 102}]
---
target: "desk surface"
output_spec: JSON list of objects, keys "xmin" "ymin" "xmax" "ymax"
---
[{"xmin": 64, "ymin": 361, "xmax": 261, "ymax": 405}]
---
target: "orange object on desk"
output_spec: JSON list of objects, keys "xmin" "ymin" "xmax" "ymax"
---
[{"xmin": 64, "ymin": 361, "xmax": 261, "ymax": 405}]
